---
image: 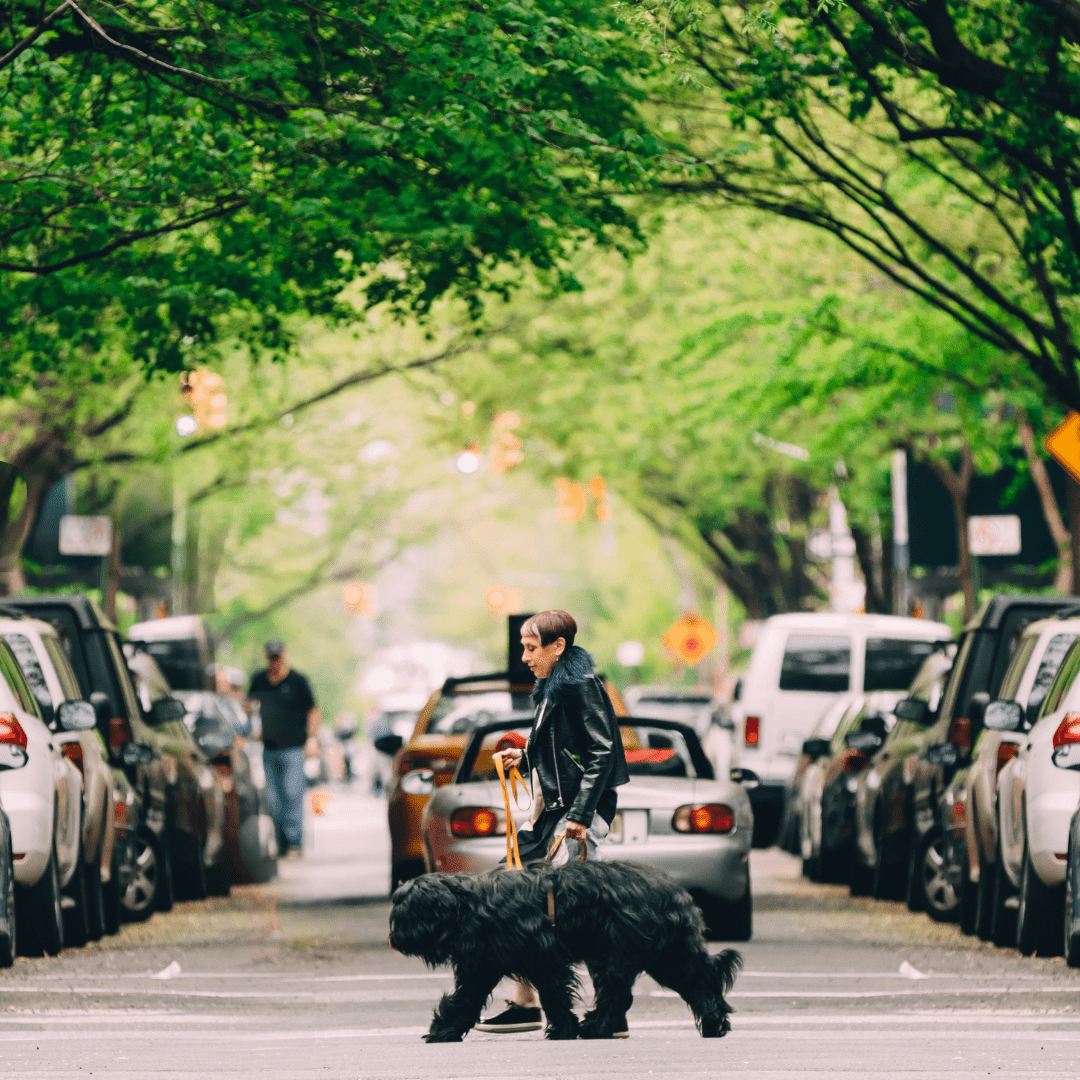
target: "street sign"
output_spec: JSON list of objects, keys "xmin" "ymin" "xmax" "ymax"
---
[
  {"xmin": 1045, "ymin": 412, "xmax": 1080, "ymax": 484},
  {"xmin": 968, "ymin": 515, "xmax": 1022, "ymax": 556},
  {"xmin": 663, "ymin": 613, "xmax": 718, "ymax": 667},
  {"xmin": 58, "ymin": 515, "xmax": 112, "ymax": 557}
]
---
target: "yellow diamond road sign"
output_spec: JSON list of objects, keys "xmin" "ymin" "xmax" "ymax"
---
[
  {"xmin": 1045, "ymin": 412, "xmax": 1080, "ymax": 484},
  {"xmin": 663, "ymin": 613, "xmax": 718, "ymax": 667}
]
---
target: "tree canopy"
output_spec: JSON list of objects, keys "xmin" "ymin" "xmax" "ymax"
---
[{"xmin": 1, "ymin": 0, "xmax": 659, "ymax": 388}]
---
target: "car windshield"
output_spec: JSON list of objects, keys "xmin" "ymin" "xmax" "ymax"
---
[
  {"xmin": 459, "ymin": 723, "xmax": 710, "ymax": 783},
  {"xmin": 428, "ymin": 691, "xmax": 515, "ymax": 735},
  {"xmin": 864, "ymin": 638, "xmax": 943, "ymax": 691}
]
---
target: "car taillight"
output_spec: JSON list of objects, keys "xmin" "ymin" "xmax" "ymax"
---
[
  {"xmin": 1053, "ymin": 713, "xmax": 1080, "ymax": 750},
  {"xmin": 996, "ymin": 741, "xmax": 1019, "ymax": 773},
  {"xmin": 61, "ymin": 742, "xmax": 85, "ymax": 773},
  {"xmin": 841, "ymin": 749, "xmax": 868, "ymax": 774},
  {"xmin": 450, "ymin": 807, "xmax": 505, "ymax": 838},
  {"xmin": 108, "ymin": 715, "xmax": 134, "ymax": 752},
  {"xmin": 673, "ymin": 803, "xmax": 735, "ymax": 834},
  {"xmin": 947, "ymin": 715, "xmax": 972, "ymax": 750},
  {"xmin": 744, "ymin": 716, "xmax": 760, "ymax": 746},
  {"xmin": 0, "ymin": 713, "xmax": 28, "ymax": 750}
]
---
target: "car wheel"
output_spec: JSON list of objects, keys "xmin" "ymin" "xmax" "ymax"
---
[
  {"xmin": 958, "ymin": 859, "xmax": 977, "ymax": 936},
  {"xmin": 1065, "ymin": 840, "xmax": 1080, "ymax": 967},
  {"xmin": 872, "ymin": 825, "xmax": 905, "ymax": 902},
  {"xmin": 206, "ymin": 862, "xmax": 230, "ymax": 898},
  {"xmin": 84, "ymin": 843, "xmax": 106, "ymax": 943},
  {"xmin": 0, "ymin": 853, "xmax": 16, "ymax": 968},
  {"xmin": 18, "ymin": 843, "xmax": 64, "ymax": 956},
  {"xmin": 974, "ymin": 839, "xmax": 996, "ymax": 941},
  {"xmin": 848, "ymin": 846, "xmax": 874, "ymax": 896},
  {"xmin": 177, "ymin": 832, "xmax": 209, "ymax": 902},
  {"xmin": 102, "ymin": 847, "xmax": 122, "ymax": 936},
  {"xmin": 62, "ymin": 842, "xmax": 90, "ymax": 948},
  {"xmin": 916, "ymin": 829, "xmax": 959, "ymax": 922},
  {"xmin": 123, "ymin": 827, "xmax": 163, "ymax": 922},
  {"xmin": 155, "ymin": 826, "xmax": 175, "ymax": 913},
  {"xmin": 990, "ymin": 835, "xmax": 1017, "ymax": 948},
  {"xmin": 1017, "ymin": 840, "xmax": 1062, "ymax": 957},
  {"xmin": 905, "ymin": 829, "xmax": 924, "ymax": 913},
  {"xmin": 700, "ymin": 889, "xmax": 752, "ymax": 943}
]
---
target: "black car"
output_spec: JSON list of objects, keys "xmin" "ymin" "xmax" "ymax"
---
[
  {"xmin": 909, "ymin": 595, "xmax": 1075, "ymax": 919},
  {"xmin": 3, "ymin": 595, "xmax": 174, "ymax": 917}
]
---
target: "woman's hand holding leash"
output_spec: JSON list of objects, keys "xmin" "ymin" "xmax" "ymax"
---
[
  {"xmin": 493, "ymin": 748, "xmax": 522, "ymax": 770},
  {"xmin": 563, "ymin": 821, "xmax": 587, "ymax": 843}
]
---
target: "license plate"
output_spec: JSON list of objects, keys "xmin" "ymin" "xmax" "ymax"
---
[{"xmin": 609, "ymin": 809, "xmax": 648, "ymax": 844}]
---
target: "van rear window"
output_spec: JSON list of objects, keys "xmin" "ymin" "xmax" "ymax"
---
[
  {"xmin": 779, "ymin": 635, "xmax": 851, "ymax": 693},
  {"xmin": 864, "ymin": 638, "xmax": 942, "ymax": 692}
]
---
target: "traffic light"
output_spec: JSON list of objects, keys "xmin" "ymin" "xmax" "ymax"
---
[{"xmin": 180, "ymin": 370, "xmax": 227, "ymax": 433}]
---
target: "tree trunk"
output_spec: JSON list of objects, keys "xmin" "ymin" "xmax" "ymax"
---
[
  {"xmin": 1018, "ymin": 412, "xmax": 1072, "ymax": 592},
  {"xmin": 928, "ymin": 444, "xmax": 976, "ymax": 619}
]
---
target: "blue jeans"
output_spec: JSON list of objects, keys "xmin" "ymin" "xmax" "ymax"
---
[{"xmin": 263, "ymin": 746, "xmax": 306, "ymax": 851}]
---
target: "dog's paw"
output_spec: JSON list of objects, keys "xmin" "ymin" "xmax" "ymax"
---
[
  {"xmin": 423, "ymin": 1029, "xmax": 465, "ymax": 1043},
  {"xmin": 577, "ymin": 1022, "xmax": 612, "ymax": 1041}
]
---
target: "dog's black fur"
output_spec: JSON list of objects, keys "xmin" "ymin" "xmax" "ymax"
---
[{"xmin": 389, "ymin": 860, "xmax": 742, "ymax": 1043}]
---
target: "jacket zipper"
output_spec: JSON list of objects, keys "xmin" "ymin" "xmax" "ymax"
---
[
  {"xmin": 551, "ymin": 720, "xmax": 564, "ymax": 808},
  {"xmin": 563, "ymin": 748, "xmax": 584, "ymax": 772}
]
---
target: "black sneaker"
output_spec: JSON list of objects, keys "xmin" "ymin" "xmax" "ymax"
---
[{"xmin": 474, "ymin": 1001, "xmax": 543, "ymax": 1033}]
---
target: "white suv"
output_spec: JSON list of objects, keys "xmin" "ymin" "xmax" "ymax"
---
[
  {"xmin": 1, "ymin": 617, "xmax": 116, "ymax": 946},
  {"xmin": 0, "ymin": 636, "xmax": 86, "ymax": 955},
  {"xmin": 732, "ymin": 613, "xmax": 952, "ymax": 844}
]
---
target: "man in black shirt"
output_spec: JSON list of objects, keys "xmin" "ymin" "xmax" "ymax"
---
[{"xmin": 248, "ymin": 640, "xmax": 320, "ymax": 857}]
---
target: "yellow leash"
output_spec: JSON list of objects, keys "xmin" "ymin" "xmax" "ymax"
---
[{"xmin": 494, "ymin": 755, "xmax": 527, "ymax": 870}]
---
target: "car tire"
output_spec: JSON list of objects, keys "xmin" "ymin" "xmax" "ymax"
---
[
  {"xmin": 914, "ymin": 828, "xmax": 959, "ymax": 922},
  {"xmin": 123, "ymin": 827, "xmax": 165, "ymax": 922},
  {"xmin": 872, "ymin": 825, "xmax": 905, "ymax": 902},
  {"xmin": 206, "ymin": 862, "xmax": 230, "ymax": 898},
  {"xmin": 990, "ymin": 835, "xmax": 1017, "ymax": 948},
  {"xmin": 849, "ymin": 848, "xmax": 874, "ymax": 896},
  {"xmin": 701, "ymin": 889, "xmax": 753, "ymax": 943},
  {"xmin": 1017, "ymin": 840, "xmax": 1062, "ymax": 957},
  {"xmin": 177, "ymin": 832, "xmax": 209, "ymax": 902},
  {"xmin": 905, "ymin": 830, "xmax": 924, "ymax": 913},
  {"xmin": 102, "ymin": 847, "xmax": 122, "ymax": 936},
  {"xmin": 974, "ymin": 840, "xmax": 996, "ymax": 941},
  {"xmin": 0, "ymin": 854, "xmax": 16, "ymax": 968},
  {"xmin": 18, "ymin": 843, "xmax": 64, "ymax": 957},
  {"xmin": 1065, "ymin": 839, "xmax": 1080, "ymax": 967},
  {"xmin": 801, "ymin": 854, "xmax": 820, "ymax": 883},
  {"xmin": 84, "ymin": 843, "xmax": 106, "ymax": 943},
  {"xmin": 958, "ymin": 860, "xmax": 977, "ymax": 936},
  {"xmin": 155, "ymin": 826, "xmax": 175, "ymax": 913},
  {"xmin": 62, "ymin": 842, "xmax": 90, "ymax": 948}
]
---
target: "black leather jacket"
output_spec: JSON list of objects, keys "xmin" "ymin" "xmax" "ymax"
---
[{"xmin": 522, "ymin": 647, "xmax": 629, "ymax": 826}]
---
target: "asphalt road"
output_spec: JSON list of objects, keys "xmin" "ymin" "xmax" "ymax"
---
[{"xmin": 3, "ymin": 786, "xmax": 1080, "ymax": 1078}]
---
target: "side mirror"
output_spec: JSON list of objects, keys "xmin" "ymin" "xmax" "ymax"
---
[
  {"xmin": 57, "ymin": 700, "xmax": 97, "ymax": 732},
  {"xmin": 121, "ymin": 743, "xmax": 155, "ymax": 767},
  {"xmin": 983, "ymin": 700, "xmax": 1024, "ymax": 733},
  {"xmin": 801, "ymin": 737, "xmax": 832, "ymax": 760},
  {"xmin": 861, "ymin": 713, "xmax": 888, "ymax": 740},
  {"xmin": 926, "ymin": 742, "xmax": 961, "ymax": 768},
  {"xmin": 149, "ymin": 697, "xmax": 186, "ymax": 726},
  {"xmin": 845, "ymin": 730, "xmax": 883, "ymax": 754},
  {"xmin": 375, "ymin": 733, "xmax": 404, "ymax": 756},
  {"xmin": 729, "ymin": 767, "xmax": 759, "ymax": 788},
  {"xmin": 894, "ymin": 698, "xmax": 929, "ymax": 725}
]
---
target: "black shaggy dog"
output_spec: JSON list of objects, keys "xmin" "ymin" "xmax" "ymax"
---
[{"xmin": 389, "ymin": 859, "xmax": 742, "ymax": 1043}]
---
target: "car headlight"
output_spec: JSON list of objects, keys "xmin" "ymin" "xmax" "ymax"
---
[{"xmin": 401, "ymin": 769, "xmax": 436, "ymax": 796}]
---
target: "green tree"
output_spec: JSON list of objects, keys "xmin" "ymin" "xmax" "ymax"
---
[{"xmin": 648, "ymin": 1, "xmax": 1080, "ymax": 408}]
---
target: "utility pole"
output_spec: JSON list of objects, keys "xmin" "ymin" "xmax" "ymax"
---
[{"xmin": 892, "ymin": 449, "xmax": 910, "ymax": 616}]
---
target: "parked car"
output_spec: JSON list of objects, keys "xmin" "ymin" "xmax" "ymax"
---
[
  {"xmin": 126, "ymin": 615, "xmax": 215, "ymax": 692},
  {"xmin": 126, "ymin": 647, "xmax": 227, "ymax": 901},
  {"xmin": 384, "ymin": 671, "xmax": 627, "ymax": 891},
  {"xmin": 2, "ymin": 595, "xmax": 173, "ymax": 921},
  {"xmin": 0, "ymin": 614, "xmax": 122, "ymax": 945},
  {"xmin": 176, "ymin": 690, "xmax": 277, "ymax": 886},
  {"xmin": 421, "ymin": 716, "xmax": 755, "ymax": 940},
  {"xmin": 0, "ymin": 636, "xmax": 87, "ymax": 955},
  {"xmin": 799, "ymin": 692, "xmax": 903, "ymax": 884},
  {"xmin": 780, "ymin": 693, "xmax": 858, "ymax": 858},
  {"xmin": 1064, "ymin": 792, "xmax": 1080, "ymax": 966},
  {"xmin": 903, "ymin": 595, "xmax": 1074, "ymax": 921},
  {"xmin": 624, "ymin": 685, "xmax": 715, "ymax": 733},
  {"xmin": 994, "ymin": 632, "xmax": 1080, "ymax": 955},
  {"xmin": 0, "ymin": 751, "xmax": 24, "ymax": 967},
  {"xmin": 850, "ymin": 648, "xmax": 954, "ymax": 899},
  {"xmin": 951, "ymin": 615, "xmax": 1080, "ymax": 941}
]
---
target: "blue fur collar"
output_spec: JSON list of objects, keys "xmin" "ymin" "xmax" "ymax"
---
[{"xmin": 532, "ymin": 645, "xmax": 595, "ymax": 706}]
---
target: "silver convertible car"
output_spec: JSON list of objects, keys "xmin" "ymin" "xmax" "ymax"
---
[{"xmin": 419, "ymin": 716, "xmax": 755, "ymax": 940}]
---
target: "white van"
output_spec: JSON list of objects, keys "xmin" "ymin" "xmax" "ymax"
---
[{"xmin": 732, "ymin": 613, "xmax": 953, "ymax": 844}]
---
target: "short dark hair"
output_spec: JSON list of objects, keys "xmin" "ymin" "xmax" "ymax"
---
[{"xmin": 520, "ymin": 610, "xmax": 577, "ymax": 649}]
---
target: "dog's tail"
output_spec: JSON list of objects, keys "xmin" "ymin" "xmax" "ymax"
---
[{"xmin": 711, "ymin": 949, "xmax": 743, "ymax": 995}]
